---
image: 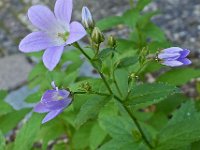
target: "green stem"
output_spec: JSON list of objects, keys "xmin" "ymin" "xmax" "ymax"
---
[
  {"xmin": 74, "ymin": 42, "xmax": 113, "ymax": 95},
  {"xmin": 73, "ymin": 42, "xmax": 91, "ymax": 61},
  {"xmin": 74, "ymin": 42, "xmax": 153, "ymax": 149},
  {"xmin": 113, "ymin": 96, "xmax": 153, "ymax": 149}
]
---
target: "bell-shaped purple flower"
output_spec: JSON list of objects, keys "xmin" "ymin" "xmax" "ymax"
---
[
  {"xmin": 34, "ymin": 82, "xmax": 72, "ymax": 124},
  {"xmin": 158, "ymin": 47, "xmax": 192, "ymax": 67},
  {"xmin": 19, "ymin": 0, "xmax": 86, "ymax": 71}
]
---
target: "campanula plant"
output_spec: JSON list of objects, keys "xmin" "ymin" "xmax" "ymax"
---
[{"xmin": 1, "ymin": 0, "xmax": 200, "ymax": 150}]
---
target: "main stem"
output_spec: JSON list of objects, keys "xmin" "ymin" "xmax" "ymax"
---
[
  {"xmin": 74, "ymin": 42, "xmax": 152, "ymax": 149},
  {"xmin": 73, "ymin": 42, "xmax": 113, "ymax": 95}
]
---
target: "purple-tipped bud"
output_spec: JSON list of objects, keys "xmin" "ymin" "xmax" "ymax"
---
[
  {"xmin": 158, "ymin": 47, "xmax": 192, "ymax": 67},
  {"xmin": 82, "ymin": 6, "xmax": 95, "ymax": 29},
  {"xmin": 91, "ymin": 27, "xmax": 105, "ymax": 44}
]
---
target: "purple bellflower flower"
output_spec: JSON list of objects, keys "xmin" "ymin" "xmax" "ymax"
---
[
  {"xmin": 19, "ymin": 0, "xmax": 87, "ymax": 71},
  {"xmin": 158, "ymin": 47, "xmax": 192, "ymax": 67},
  {"xmin": 34, "ymin": 81, "xmax": 72, "ymax": 124}
]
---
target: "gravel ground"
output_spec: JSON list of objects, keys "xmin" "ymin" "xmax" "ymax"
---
[{"xmin": 0, "ymin": 0, "xmax": 199, "ymax": 55}]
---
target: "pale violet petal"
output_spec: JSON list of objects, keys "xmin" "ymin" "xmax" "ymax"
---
[
  {"xmin": 42, "ymin": 46, "xmax": 64, "ymax": 71},
  {"xmin": 65, "ymin": 21, "xmax": 87, "ymax": 45},
  {"xmin": 54, "ymin": 0, "xmax": 72, "ymax": 24},
  {"xmin": 42, "ymin": 109, "xmax": 63, "ymax": 124},
  {"xmin": 163, "ymin": 47, "xmax": 183, "ymax": 53},
  {"xmin": 28, "ymin": 5, "xmax": 57, "ymax": 31},
  {"xmin": 34, "ymin": 102, "xmax": 50, "ymax": 113},
  {"xmin": 19, "ymin": 32, "xmax": 54, "ymax": 53},
  {"xmin": 158, "ymin": 53, "xmax": 180, "ymax": 60},
  {"xmin": 162, "ymin": 60, "xmax": 183, "ymax": 67}
]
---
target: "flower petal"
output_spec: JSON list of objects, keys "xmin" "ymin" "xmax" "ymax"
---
[
  {"xmin": 34, "ymin": 102, "xmax": 50, "ymax": 113},
  {"xmin": 28, "ymin": 5, "xmax": 57, "ymax": 31},
  {"xmin": 66, "ymin": 21, "xmax": 87, "ymax": 45},
  {"xmin": 43, "ymin": 46, "xmax": 64, "ymax": 71},
  {"xmin": 163, "ymin": 47, "xmax": 183, "ymax": 53},
  {"xmin": 42, "ymin": 109, "xmax": 63, "ymax": 124},
  {"xmin": 54, "ymin": 0, "xmax": 72, "ymax": 23},
  {"xmin": 42, "ymin": 89, "xmax": 70, "ymax": 102},
  {"xmin": 19, "ymin": 32, "xmax": 54, "ymax": 53},
  {"xmin": 179, "ymin": 49, "xmax": 190, "ymax": 58},
  {"xmin": 178, "ymin": 58, "xmax": 192, "ymax": 65},
  {"xmin": 162, "ymin": 60, "xmax": 183, "ymax": 67},
  {"xmin": 158, "ymin": 53, "xmax": 180, "ymax": 60},
  {"xmin": 44, "ymin": 98, "xmax": 72, "ymax": 110}
]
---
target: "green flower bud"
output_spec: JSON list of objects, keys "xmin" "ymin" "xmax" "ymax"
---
[
  {"xmin": 108, "ymin": 35, "xmax": 117, "ymax": 48},
  {"xmin": 91, "ymin": 27, "xmax": 105, "ymax": 44}
]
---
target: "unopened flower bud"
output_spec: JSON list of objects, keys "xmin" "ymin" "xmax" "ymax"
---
[
  {"xmin": 91, "ymin": 27, "xmax": 105, "ymax": 44},
  {"xmin": 108, "ymin": 35, "xmax": 117, "ymax": 48},
  {"xmin": 82, "ymin": 6, "xmax": 95, "ymax": 29}
]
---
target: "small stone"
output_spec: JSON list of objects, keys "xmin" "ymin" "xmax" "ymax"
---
[{"xmin": 0, "ymin": 54, "xmax": 32, "ymax": 90}]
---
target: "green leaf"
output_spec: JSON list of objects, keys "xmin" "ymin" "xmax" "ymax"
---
[
  {"xmin": 113, "ymin": 69, "xmax": 129, "ymax": 98},
  {"xmin": 99, "ymin": 139, "xmax": 141, "ymax": 150},
  {"xmin": 123, "ymin": 9, "xmax": 139, "ymax": 28},
  {"xmin": 117, "ymin": 56, "xmax": 138, "ymax": 68},
  {"xmin": 156, "ymin": 94, "xmax": 187, "ymax": 114},
  {"xmin": 96, "ymin": 16, "xmax": 123, "ymax": 31},
  {"xmin": 99, "ymin": 116, "xmax": 138, "ymax": 142},
  {"xmin": 72, "ymin": 122, "xmax": 93, "ymax": 150},
  {"xmin": 0, "ymin": 109, "xmax": 30, "ymax": 134},
  {"xmin": 25, "ymin": 92, "xmax": 42, "ymax": 103},
  {"xmin": 53, "ymin": 143, "xmax": 68, "ymax": 150},
  {"xmin": 136, "ymin": 0, "xmax": 152, "ymax": 11},
  {"xmin": 156, "ymin": 101, "xmax": 200, "ymax": 150},
  {"xmin": 157, "ymin": 68, "xmax": 200, "ymax": 86},
  {"xmin": 89, "ymin": 122, "xmax": 107, "ymax": 150},
  {"xmin": 0, "ymin": 131, "xmax": 5, "ymax": 150},
  {"xmin": 14, "ymin": 113, "xmax": 42, "ymax": 150},
  {"xmin": 143, "ymin": 23, "xmax": 166, "ymax": 42},
  {"xmin": 36, "ymin": 121, "xmax": 66, "ymax": 150},
  {"xmin": 75, "ymin": 96, "xmax": 110, "ymax": 127},
  {"xmin": 126, "ymin": 83, "xmax": 180, "ymax": 108},
  {"xmin": 98, "ymin": 48, "xmax": 115, "ymax": 60},
  {"xmin": 0, "ymin": 90, "xmax": 12, "ymax": 116}
]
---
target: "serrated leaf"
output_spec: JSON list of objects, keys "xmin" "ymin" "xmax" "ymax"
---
[
  {"xmin": 96, "ymin": 16, "xmax": 123, "ymax": 31},
  {"xmin": 156, "ymin": 101, "xmax": 200, "ymax": 150},
  {"xmin": 126, "ymin": 83, "xmax": 180, "ymax": 108},
  {"xmin": 157, "ymin": 68, "xmax": 200, "ymax": 86},
  {"xmin": 14, "ymin": 113, "xmax": 42, "ymax": 150},
  {"xmin": 75, "ymin": 96, "xmax": 110, "ymax": 127}
]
